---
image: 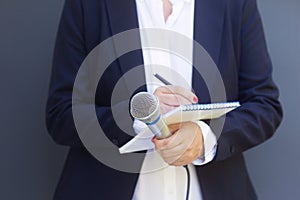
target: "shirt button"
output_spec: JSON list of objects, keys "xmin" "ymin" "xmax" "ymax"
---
[
  {"xmin": 168, "ymin": 190, "xmax": 174, "ymax": 194},
  {"xmin": 230, "ymin": 145, "xmax": 236, "ymax": 153}
]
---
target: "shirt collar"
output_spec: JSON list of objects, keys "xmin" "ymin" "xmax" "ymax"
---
[
  {"xmin": 170, "ymin": 0, "xmax": 191, "ymax": 3},
  {"xmin": 137, "ymin": 0, "xmax": 191, "ymax": 3}
]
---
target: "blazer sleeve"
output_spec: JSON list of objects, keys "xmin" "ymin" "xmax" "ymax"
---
[
  {"xmin": 46, "ymin": 0, "xmax": 133, "ymax": 148},
  {"xmin": 212, "ymin": 0, "xmax": 283, "ymax": 161}
]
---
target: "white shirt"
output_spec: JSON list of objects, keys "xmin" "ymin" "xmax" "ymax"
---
[{"xmin": 133, "ymin": 0, "xmax": 217, "ymax": 199}]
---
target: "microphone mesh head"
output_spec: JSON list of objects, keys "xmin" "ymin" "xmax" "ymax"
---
[{"xmin": 130, "ymin": 92, "xmax": 158, "ymax": 120}]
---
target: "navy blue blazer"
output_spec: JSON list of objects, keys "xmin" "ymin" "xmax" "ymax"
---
[{"xmin": 46, "ymin": 0, "xmax": 282, "ymax": 199}]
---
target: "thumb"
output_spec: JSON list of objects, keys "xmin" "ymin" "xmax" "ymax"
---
[{"xmin": 168, "ymin": 123, "xmax": 181, "ymax": 134}]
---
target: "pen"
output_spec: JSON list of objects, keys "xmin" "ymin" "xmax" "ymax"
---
[
  {"xmin": 154, "ymin": 73, "xmax": 198, "ymax": 104},
  {"xmin": 154, "ymin": 73, "xmax": 172, "ymax": 85}
]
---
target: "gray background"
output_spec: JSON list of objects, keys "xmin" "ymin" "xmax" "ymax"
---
[{"xmin": 0, "ymin": 0, "xmax": 299, "ymax": 199}]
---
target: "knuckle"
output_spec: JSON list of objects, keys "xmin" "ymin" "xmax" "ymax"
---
[
  {"xmin": 188, "ymin": 151, "xmax": 194, "ymax": 159},
  {"xmin": 163, "ymin": 139, "xmax": 170, "ymax": 146},
  {"xmin": 186, "ymin": 145, "xmax": 193, "ymax": 151}
]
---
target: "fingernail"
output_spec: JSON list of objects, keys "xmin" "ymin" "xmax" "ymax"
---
[
  {"xmin": 193, "ymin": 96, "xmax": 198, "ymax": 103},
  {"xmin": 151, "ymin": 136, "xmax": 156, "ymax": 142}
]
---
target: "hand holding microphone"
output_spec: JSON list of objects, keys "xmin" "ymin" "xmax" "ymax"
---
[{"xmin": 130, "ymin": 85, "xmax": 204, "ymax": 166}]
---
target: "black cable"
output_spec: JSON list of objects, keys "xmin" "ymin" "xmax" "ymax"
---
[{"xmin": 184, "ymin": 165, "xmax": 190, "ymax": 200}]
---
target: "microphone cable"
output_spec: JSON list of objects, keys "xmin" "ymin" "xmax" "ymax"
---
[{"xmin": 183, "ymin": 165, "xmax": 190, "ymax": 200}]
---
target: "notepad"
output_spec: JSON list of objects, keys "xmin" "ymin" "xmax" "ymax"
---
[
  {"xmin": 119, "ymin": 102, "xmax": 240, "ymax": 154},
  {"xmin": 163, "ymin": 101, "xmax": 240, "ymax": 125}
]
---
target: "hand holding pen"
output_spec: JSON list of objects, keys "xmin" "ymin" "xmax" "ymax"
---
[{"xmin": 153, "ymin": 73, "xmax": 198, "ymax": 114}]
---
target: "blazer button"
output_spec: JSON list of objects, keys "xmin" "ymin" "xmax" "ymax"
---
[
  {"xmin": 112, "ymin": 139, "xmax": 119, "ymax": 146},
  {"xmin": 230, "ymin": 146, "xmax": 236, "ymax": 153}
]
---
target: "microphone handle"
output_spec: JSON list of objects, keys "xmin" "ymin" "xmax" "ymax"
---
[{"xmin": 147, "ymin": 116, "xmax": 172, "ymax": 139}]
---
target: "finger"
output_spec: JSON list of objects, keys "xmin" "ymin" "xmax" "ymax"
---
[
  {"xmin": 152, "ymin": 130, "xmax": 182, "ymax": 151},
  {"xmin": 158, "ymin": 93, "xmax": 193, "ymax": 106},
  {"xmin": 171, "ymin": 138, "xmax": 203, "ymax": 166},
  {"xmin": 172, "ymin": 151, "xmax": 198, "ymax": 166},
  {"xmin": 167, "ymin": 152, "xmax": 191, "ymax": 166},
  {"xmin": 159, "ymin": 143, "xmax": 185, "ymax": 161},
  {"xmin": 155, "ymin": 137, "xmax": 198, "ymax": 165},
  {"xmin": 170, "ymin": 148, "xmax": 196, "ymax": 166},
  {"xmin": 161, "ymin": 129, "xmax": 186, "ymax": 150},
  {"xmin": 154, "ymin": 122, "xmax": 201, "ymax": 153},
  {"xmin": 161, "ymin": 146, "xmax": 190, "ymax": 165},
  {"xmin": 160, "ymin": 104, "xmax": 178, "ymax": 114},
  {"xmin": 162, "ymin": 131, "xmax": 184, "ymax": 150},
  {"xmin": 171, "ymin": 160, "xmax": 190, "ymax": 166},
  {"xmin": 152, "ymin": 136, "xmax": 170, "ymax": 150},
  {"xmin": 168, "ymin": 123, "xmax": 181, "ymax": 133},
  {"xmin": 163, "ymin": 131, "xmax": 201, "ymax": 160},
  {"xmin": 165, "ymin": 156, "xmax": 182, "ymax": 165},
  {"xmin": 164, "ymin": 124, "xmax": 198, "ymax": 150},
  {"xmin": 160, "ymin": 85, "xmax": 198, "ymax": 104},
  {"xmin": 155, "ymin": 124, "xmax": 192, "ymax": 151}
]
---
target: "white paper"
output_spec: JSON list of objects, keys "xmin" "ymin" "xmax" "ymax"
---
[{"xmin": 119, "ymin": 128, "xmax": 155, "ymax": 154}]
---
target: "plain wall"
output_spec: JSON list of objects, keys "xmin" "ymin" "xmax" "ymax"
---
[
  {"xmin": 0, "ymin": 1, "xmax": 68, "ymax": 199},
  {"xmin": 0, "ymin": 0, "xmax": 299, "ymax": 199},
  {"xmin": 245, "ymin": 0, "xmax": 300, "ymax": 199}
]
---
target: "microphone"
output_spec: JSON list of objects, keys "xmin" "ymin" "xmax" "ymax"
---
[
  {"xmin": 131, "ymin": 92, "xmax": 190, "ymax": 200},
  {"xmin": 130, "ymin": 92, "xmax": 171, "ymax": 139}
]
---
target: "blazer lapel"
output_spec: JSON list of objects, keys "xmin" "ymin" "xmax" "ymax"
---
[
  {"xmin": 105, "ymin": 0, "xmax": 226, "ymax": 99},
  {"xmin": 105, "ymin": 0, "xmax": 140, "ymax": 35},
  {"xmin": 192, "ymin": 0, "xmax": 226, "ymax": 102},
  {"xmin": 105, "ymin": 0, "xmax": 146, "ymax": 93}
]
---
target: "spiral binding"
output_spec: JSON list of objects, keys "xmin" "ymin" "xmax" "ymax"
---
[{"xmin": 182, "ymin": 102, "xmax": 240, "ymax": 111}]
